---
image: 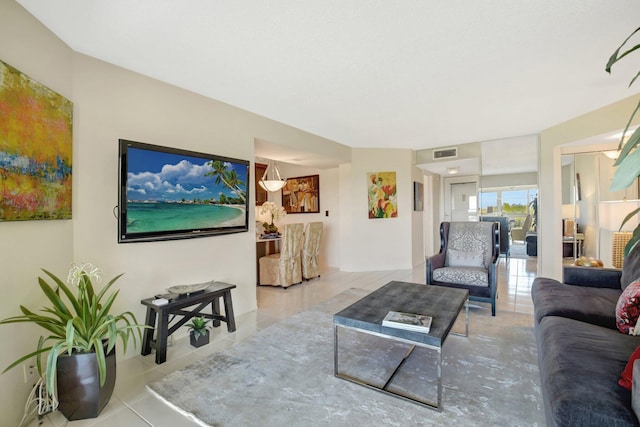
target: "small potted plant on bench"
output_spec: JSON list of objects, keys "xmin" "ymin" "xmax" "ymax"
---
[{"xmin": 187, "ymin": 317, "xmax": 211, "ymax": 348}]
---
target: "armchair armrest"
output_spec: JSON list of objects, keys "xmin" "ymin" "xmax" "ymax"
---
[
  {"xmin": 426, "ymin": 252, "xmax": 445, "ymax": 284},
  {"xmin": 562, "ymin": 265, "xmax": 622, "ymax": 289}
]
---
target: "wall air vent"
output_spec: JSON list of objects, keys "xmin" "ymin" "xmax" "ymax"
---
[{"xmin": 432, "ymin": 147, "xmax": 458, "ymax": 160}]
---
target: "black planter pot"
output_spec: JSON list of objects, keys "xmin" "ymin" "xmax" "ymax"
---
[
  {"xmin": 56, "ymin": 345, "xmax": 116, "ymax": 421},
  {"xmin": 190, "ymin": 330, "xmax": 210, "ymax": 348}
]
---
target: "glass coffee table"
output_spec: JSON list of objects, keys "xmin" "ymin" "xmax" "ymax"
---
[{"xmin": 333, "ymin": 281, "xmax": 468, "ymax": 411}]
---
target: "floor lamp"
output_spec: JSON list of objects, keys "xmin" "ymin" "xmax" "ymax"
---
[{"xmin": 599, "ymin": 200, "xmax": 640, "ymax": 268}]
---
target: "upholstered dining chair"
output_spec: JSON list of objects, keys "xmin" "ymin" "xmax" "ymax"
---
[
  {"xmin": 302, "ymin": 222, "xmax": 323, "ymax": 280},
  {"xmin": 259, "ymin": 223, "xmax": 304, "ymax": 288},
  {"xmin": 426, "ymin": 221, "xmax": 500, "ymax": 316}
]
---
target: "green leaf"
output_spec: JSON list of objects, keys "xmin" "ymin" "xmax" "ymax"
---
[
  {"xmin": 93, "ymin": 338, "xmax": 107, "ymax": 386},
  {"xmin": 610, "ymin": 147, "xmax": 640, "ymax": 191},
  {"xmin": 1, "ymin": 345, "xmax": 52, "ymax": 374},
  {"xmin": 45, "ymin": 341, "xmax": 65, "ymax": 394},
  {"xmin": 624, "ymin": 226, "xmax": 640, "ymax": 257},
  {"xmin": 630, "ymin": 69, "xmax": 640, "ymax": 88},
  {"xmin": 65, "ymin": 319, "xmax": 75, "ymax": 352},
  {"xmin": 95, "ymin": 273, "xmax": 124, "ymax": 303},
  {"xmin": 42, "ymin": 269, "xmax": 81, "ymax": 315},
  {"xmin": 620, "ymin": 207, "xmax": 640, "ymax": 231},
  {"xmin": 38, "ymin": 277, "xmax": 72, "ymax": 319},
  {"xmin": 614, "ymin": 117, "xmax": 640, "ymax": 166},
  {"xmin": 606, "ymin": 27, "xmax": 640, "ymax": 73}
]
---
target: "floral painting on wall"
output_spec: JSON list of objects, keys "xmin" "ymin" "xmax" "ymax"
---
[
  {"xmin": 0, "ymin": 60, "xmax": 73, "ymax": 221},
  {"xmin": 368, "ymin": 171, "xmax": 397, "ymax": 219}
]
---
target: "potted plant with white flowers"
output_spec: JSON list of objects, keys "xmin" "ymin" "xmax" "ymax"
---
[
  {"xmin": 0, "ymin": 263, "xmax": 145, "ymax": 421},
  {"xmin": 259, "ymin": 201, "xmax": 287, "ymax": 236}
]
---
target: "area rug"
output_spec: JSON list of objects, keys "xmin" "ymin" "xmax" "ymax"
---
[{"xmin": 147, "ymin": 288, "xmax": 544, "ymax": 426}]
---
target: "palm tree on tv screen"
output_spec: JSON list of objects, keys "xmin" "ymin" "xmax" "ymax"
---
[{"xmin": 205, "ymin": 160, "xmax": 246, "ymax": 203}]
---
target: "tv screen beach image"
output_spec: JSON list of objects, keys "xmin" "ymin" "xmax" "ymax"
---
[{"xmin": 125, "ymin": 147, "xmax": 247, "ymax": 234}]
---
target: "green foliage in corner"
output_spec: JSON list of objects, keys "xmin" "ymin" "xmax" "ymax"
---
[{"xmin": 606, "ymin": 27, "xmax": 640, "ymax": 256}]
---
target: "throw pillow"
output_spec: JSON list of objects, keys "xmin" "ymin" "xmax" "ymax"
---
[
  {"xmin": 616, "ymin": 280, "xmax": 640, "ymax": 334},
  {"xmin": 620, "ymin": 345, "xmax": 640, "ymax": 390},
  {"xmin": 446, "ymin": 249, "xmax": 484, "ymax": 268}
]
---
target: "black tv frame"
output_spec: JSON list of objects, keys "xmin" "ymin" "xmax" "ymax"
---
[{"xmin": 117, "ymin": 139, "xmax": 250, "ymax": 243}]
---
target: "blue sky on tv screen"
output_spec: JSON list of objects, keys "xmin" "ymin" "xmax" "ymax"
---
[{"xmin": 126, "ymin": 147, "xmax": 247, "ymax": 202}]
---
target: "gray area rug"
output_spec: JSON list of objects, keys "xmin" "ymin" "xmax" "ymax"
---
[{"xmin": 147, "ymin": 288, "xmax": 543, "ymax": 426}]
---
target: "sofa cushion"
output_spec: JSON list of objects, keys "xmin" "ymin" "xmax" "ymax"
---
[
  {"xmin": 446, "ymin": 249, "xmax": 484, "ymax": 268},
  {"xmin": 433, "ymin": 266, "xmax": 489, "ymax": 287},
  {"xmin": 536, "ymin": 316, "xmax": 640, "ymax": 426},
  {"xmin": 622, "ymin": 246, "xmax": 640, "ymax": 290},
  {"xmin": 620, "ymin": 346, "xmax": 640, "ymax": 390},
  {"xmin": 617, "ymin": 281, "xmax": 640, "ymax": 334},
  {"xmin": 531, "ymin": 276, "xmax": 620, "ymax": 329}
]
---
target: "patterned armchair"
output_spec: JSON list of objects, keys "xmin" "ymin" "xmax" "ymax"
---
[
  {"xmin": 259, "ymin": 223, "xmax": 304, "ymax": 288},
  {"xmin": 302, "ymin": 222, "xmax": 323, "ymax": 280},
  {"xmin": 426, "ymin": 221, "xmax": 500, "ymax": 316}
]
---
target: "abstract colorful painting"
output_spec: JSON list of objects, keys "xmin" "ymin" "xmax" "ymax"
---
[
  {"xmin": 0, "ymin": 60, "xmax": 73, "ymax": 221},
  {"xmin": 368, "ymin": 171, "xmax": 397, "ymax": 218}
]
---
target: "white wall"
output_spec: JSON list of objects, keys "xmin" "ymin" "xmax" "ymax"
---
[
  {"xmin": 480, "ymin": 172, "xmax": 537, "ymax": 189},
  {"xmin": 339, "ymin": 148, "xmax": 418, "ymax": 271}
]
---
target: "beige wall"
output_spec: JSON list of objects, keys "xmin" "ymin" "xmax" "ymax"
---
[
  {"xmin": 0, "ymin": 2, "xmax": 75, "ymax": 424},
  {"xmin": 338, "ymin": 148, "xmax": 422, "ymax": 271}
]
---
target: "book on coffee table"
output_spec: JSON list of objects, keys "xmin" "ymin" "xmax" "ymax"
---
[{"xmin": 382, "ymin": 311, "xmax": 432, "ymax": 333}]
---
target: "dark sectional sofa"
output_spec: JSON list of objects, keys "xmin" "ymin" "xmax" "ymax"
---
[{"xmin": 531, "ymin": 247, "xmax": 640, "ymax": 426}]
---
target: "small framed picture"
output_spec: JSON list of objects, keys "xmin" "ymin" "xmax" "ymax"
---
[{"xmin": 414, "ymin": 181, "xmax": 424, "ymax": 211}]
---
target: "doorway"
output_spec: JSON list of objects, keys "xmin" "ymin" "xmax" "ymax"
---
[{"xmin": 450, "ymin": 181, "xmax": 478, "ymax": 221}]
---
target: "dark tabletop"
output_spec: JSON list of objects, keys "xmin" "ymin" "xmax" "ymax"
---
[
  {"xmin": 141, "ymin": 281, "xmax": 236, "ymax": 309},
  {"xmin": 333, "ymin": 281, "xmax": 468, "ymax": 346}
]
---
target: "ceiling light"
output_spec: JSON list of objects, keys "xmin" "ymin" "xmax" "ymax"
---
[
  {"xmin": 447, "ymin": 167, "xmax": 459, "ymax": 175},
  {"xmin": 259, "ymin": 160, "xmax": 286, "ymax": 192},
  {"xmin": 603, "ymin": 150, "xmax": 620, "ymax": 160}
]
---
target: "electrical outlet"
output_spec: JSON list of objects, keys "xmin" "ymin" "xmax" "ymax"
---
[{"xmin": 23, "ymin": 362, "xmax": 36, "ymax": 384}]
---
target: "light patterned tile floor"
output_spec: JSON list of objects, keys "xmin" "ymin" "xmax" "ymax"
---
[{"xmin": 29, "ymin": 255, "xmax": 537, "ymax": 427}]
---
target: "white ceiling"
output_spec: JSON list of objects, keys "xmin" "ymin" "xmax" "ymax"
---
[{"xmin": 17, "ymin": 0, "xmax": 640, "ymax": 171}]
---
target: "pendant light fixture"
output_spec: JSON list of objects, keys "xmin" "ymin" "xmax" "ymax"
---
[{"xmin": 259, "ymin": 160, "xmax": 286, "ymax": 192}]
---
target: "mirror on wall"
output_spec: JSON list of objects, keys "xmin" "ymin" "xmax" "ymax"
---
[{"xmin": 562, "ymin": 150, "xmax": 639, "ymax": 267}]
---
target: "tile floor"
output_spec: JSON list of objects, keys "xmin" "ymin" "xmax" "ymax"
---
[{"xmin": 28, "ymin": 252, "xmax": 537, "ymax": 427}]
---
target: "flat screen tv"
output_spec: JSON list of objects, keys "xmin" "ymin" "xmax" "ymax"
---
[{"xmin": 118, "ymin": 139, "xmax": 250, "ymax": 243}]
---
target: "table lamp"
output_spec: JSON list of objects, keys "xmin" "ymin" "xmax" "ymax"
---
[{"xmin": 599, "ymin": 200, "xmax": 640, "ymax": 268}]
